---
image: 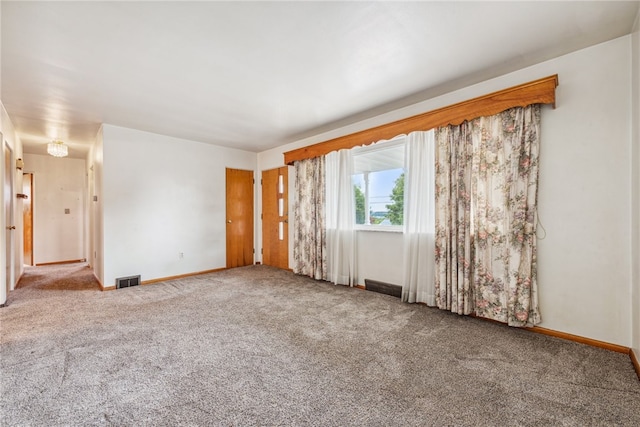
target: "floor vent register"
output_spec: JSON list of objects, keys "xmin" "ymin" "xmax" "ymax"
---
[
  {"xmin": 364, "ymin": 279, "xmax": 402, "ymax": 298},
  {"xmin": 116, "ymin": 275, "xmax": 141, "ymax": 289}
]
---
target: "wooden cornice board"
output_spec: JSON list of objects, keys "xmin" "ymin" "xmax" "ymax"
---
[{"xmin": 284, "ymin": 74, "xmax": 558, "ymax": 165}]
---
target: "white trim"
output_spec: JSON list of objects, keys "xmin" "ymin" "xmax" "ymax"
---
[{"xmin": 355, "ymin": 225, "xmax": 403, "ymax": 233}]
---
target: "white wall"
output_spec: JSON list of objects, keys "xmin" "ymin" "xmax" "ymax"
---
[
  {"xmin": 259, "ymin": 36, "xmax": 634, "ymax": 346},
  {"xmin": 23, "ymin": 154, "xmax": 86, "ymax": 265},
  {"xmin": 356, "ymin": 230, "xmax": 403, "ymax": 285},
  {"xmin": 88, "ymin": 126, "xmax": 104, "ymax": 285},
  {"xmin": 1, "ymin": 102, "xmax": 24, "ymax": 304},
  {"xmin": 631, "ymin": 11, "xmax": 640, "ymax": 359},
  {"xmin": 536, "ymin": 37, "xmax": 631, "ymax": 347},
  {"xmin": 102, "ymin": 125, "xmax": 256, "ymax": 287}
]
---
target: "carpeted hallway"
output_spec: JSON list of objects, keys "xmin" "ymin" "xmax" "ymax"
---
[
  {"xmin": 1, "ymin": 263, "xmax": 639, "ymax": 426},
  {"xmin": 15, "ymin": 262, "xmax": 101, "ymax": 292}
]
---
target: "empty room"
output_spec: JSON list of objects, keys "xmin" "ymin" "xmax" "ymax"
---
[{"xmin": 1, "ymin": 1, "xmax": 639, "ymax": 425}]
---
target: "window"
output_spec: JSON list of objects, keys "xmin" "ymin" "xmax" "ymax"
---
[{"xmin": 352, "ymin": 137, "xmax": 405, "ymax": 229}]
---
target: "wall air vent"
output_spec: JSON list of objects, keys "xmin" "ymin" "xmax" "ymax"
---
[
  {"xmin": 116, "ymin": 275, "xmax": 141, "ymax": 289},
  {"xmin": 364, "ymin": 279, "xmax": 402, "ymax": 298}
]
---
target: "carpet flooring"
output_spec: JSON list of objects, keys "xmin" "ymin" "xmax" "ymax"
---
[{"xmin": 1, "ymin": 263, "xmax": 639, "ymax": 426}]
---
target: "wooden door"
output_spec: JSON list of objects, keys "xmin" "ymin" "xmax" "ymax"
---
[
  {"xmin": 22, "ymin": 173, "xmax": 33, "ymax": 266},
  {"xmin": 261, "ymin": 167, "xmax": 288, "ymax": 269},
  {"xmin": 226, "ymin": 168, "xmax": 254, "ymax": 268}
]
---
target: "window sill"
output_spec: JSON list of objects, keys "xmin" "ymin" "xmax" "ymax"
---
[{"xmin": 354, "ymin": 225, "xmax": 403, "ymax": 233}]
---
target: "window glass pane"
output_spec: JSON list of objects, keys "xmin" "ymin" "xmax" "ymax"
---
[
  {"xmin": 353, "ymin": 174, "xmax": 366, "ymax": 224},
  {"xmin": 370, "ymin": 168, "xmax": 403, "ymax": 226},
  {"xmin": 352, "ymin": 140, "xmax": 405, "ymax": 227}
]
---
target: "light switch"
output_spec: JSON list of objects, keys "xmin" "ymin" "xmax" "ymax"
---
[{"xmin": 64, "ymin": 208, "xmax": 70, "ymax": 214}]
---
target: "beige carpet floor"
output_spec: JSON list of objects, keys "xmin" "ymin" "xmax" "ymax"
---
[{"xmin": 1, "ymin": 263, "xmax": 639, "ymax": 426}]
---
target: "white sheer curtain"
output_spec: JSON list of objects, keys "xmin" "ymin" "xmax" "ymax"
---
[
  {"xmin": 325, "ymin": 149, "xmax": 357, "ymax": 286},
  {"xmin": 401, "ymin": 130, "xmax": 436, "ymax": 304}
]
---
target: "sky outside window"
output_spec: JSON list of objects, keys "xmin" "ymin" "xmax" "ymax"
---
[{"xmin": 353, "ymin": 168, "xmax": 403, "ymax": 214}]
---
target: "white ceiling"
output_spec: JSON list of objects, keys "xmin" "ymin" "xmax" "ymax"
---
[{"xmin": 2, "ymin": 1, "xmax": 639, "ymax": 158}]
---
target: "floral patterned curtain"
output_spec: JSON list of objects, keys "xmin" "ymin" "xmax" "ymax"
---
[
  {"xmin": 435, "ymin": 104, "xmax": 541, "ymax": 326},
  {"xmin": 293, "ymin": 156, "xmax": 327, "ymax": 281},
  {"xmin": 434, "ymin": 124, "xmax": 475, "ymax": 315}
]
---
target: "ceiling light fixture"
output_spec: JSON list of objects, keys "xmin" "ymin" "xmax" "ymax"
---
[{"xmin": 47, "ymin": 140, "xmax": 68, "ymax": 158}]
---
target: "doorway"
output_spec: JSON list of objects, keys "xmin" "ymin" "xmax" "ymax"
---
[
  {"xmin": 23, "ymin": 173, "xmax": 33, "ymax": 266},
  {"xmin": 225, "ymin": 168, "xmax": 254, "ymax": 268},
  {"xmin": 261, "ymin": 167, "xmax": 289, "ymax": 269}
]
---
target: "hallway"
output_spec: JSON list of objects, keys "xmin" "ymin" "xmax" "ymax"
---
[{"xmin": 13, "ymin": 262, "xmax": 100, "ymax": 297}]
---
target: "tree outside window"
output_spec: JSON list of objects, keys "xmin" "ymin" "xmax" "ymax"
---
[
  {"xmin": 355, "ymin": 185, "xmax": 365, "ymax": 224},
  {"xmin": 386, "ymin": 173, "xmax": 404, "ymax": 225}
]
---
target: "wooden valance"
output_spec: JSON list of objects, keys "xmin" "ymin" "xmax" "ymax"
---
[{"xmin": 284, "ymin": 74, "xmax": 558, "ymax": 165}]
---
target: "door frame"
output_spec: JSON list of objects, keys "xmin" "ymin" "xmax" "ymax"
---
[{"xmin": 3, "ymin": 139, "xmax": 15, "ymax": 298}]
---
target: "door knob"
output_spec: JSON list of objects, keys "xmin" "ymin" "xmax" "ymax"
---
[
  {"xmin": 6, "ymin": 226, "xmax": 16, "ymax": 230},
  {"xmin": 227, "ymin": 220, "xmax": 232, "ymax": 224}
]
